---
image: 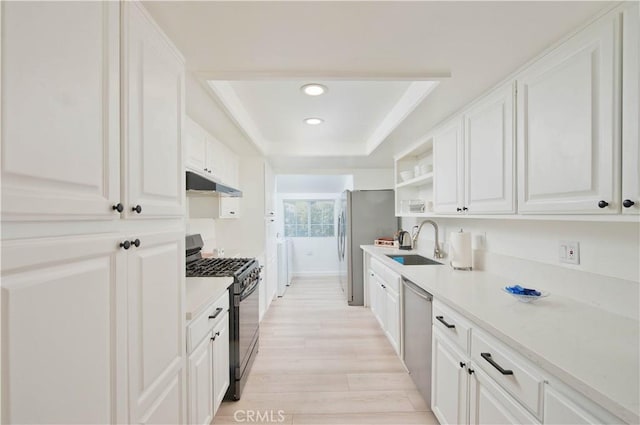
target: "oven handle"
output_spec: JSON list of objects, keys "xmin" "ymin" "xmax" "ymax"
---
[{"xmin": 240, "ymin": 277, "xmax": 261, "ymax": 301}]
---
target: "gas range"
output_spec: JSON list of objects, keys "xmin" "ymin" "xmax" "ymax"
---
[
  {"xmin": 185, "ymin": 235, "xmax": 260, "ymax": 294},
  {"xmin": 185, "ymin": 234, "xmax": 261, "ymax": 401}
]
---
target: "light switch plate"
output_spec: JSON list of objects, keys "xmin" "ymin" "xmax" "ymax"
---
[{"xmin": 559, "ymin": 241, "xmax": 580, "ymax": 265}]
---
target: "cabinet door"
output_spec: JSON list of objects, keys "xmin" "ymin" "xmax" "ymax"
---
[
  {"xmin": 517, "ymin": 14, "xmax": 620, "ymax": 214},
  {"xmin": 127, "ymin": 230, "xmax": 186, "ymax": 424},
  {"xmin": 185, "ymin": 118, "xmax": 207, "ymax": 174},
  {"xmin": 433, "ymin": 119, "xmax": 464, "ymax": 213},
  {"xmin": 1, "ymin": 234, "xmax": 127, "ymax": 424},
  {"xmin": 206, "ymin": 137, "xmax": 223, "ymax": 182},
  {"xmin": 385, "ymin": 288, "xmax": 400, "ymax": 355},
  {"xmin": 188, "ymin": 333, "xmax": 214, "ymax": 425},
  {"xmin": 264, "ymin": 162, "xmax": 276, "ymax": 216},
  {"xmin": 464, "ymin": 84, "xmax": 515, "ymax": 214},
  {"xmin": 469, "ymin": 366, "xmax": 539, "ymax": 425},
  {"xmin": 369, "ymin": 271, "xmax": 378, "ymax": 315},
  {"xmin": 212, "ymin": 312, "xmax": 230, "ymax": 415},
  {"xmin": 544, "ymin": 385, "xmax": 603, "ymax": 425},
  {"xmin": 375, "ymin": 280, "xmax": 387, "ymax": 330},
  {"xmin": 431, "ymin": 331, "xmax": 468, "ymax": 425},
  {"xmin": 1, "ymin": 2, "xmax": 120, "ymax": 221},
  {"xmin": 219, "ymin": 197, "xmax": 241, "ymax": 218},
  {"xmin": 622, "ymin": 4, "xmax": 639, "ymax": 214},
  {"xmin": 123, "ymin": 2, "xmax": 185, "ymax": 219}
]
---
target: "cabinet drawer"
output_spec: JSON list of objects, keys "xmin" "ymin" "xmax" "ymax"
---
[
  {"xmin": 433, "ymin": 300, "xmax": 471, "ymax": 353},
  {"xmin": 471, "ymin": 329, "xmax": 544, "ymax": 419},
  {"xmin": 370, "ymin": 257, "xmax": 400, "ymax": 292},
  {"xmin": 187, "ymin": 291, "xmax": 229, "ymax": 353}
]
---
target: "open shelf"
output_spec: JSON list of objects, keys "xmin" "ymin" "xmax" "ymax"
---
[{"xmin": 396, "ymin": 172, "xmax": 433, "ymax": 189}]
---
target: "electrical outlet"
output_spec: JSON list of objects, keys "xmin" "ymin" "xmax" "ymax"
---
[{"xmin": 559, "ymin": 241, "xmax": 580, "ymax": 265}]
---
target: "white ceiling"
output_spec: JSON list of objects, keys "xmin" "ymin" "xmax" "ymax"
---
[
  {"xmin": 144, "ymin": 1, "xmax": 612, "ymax": 170},
  {"xmin": 208, "ymin": 80, "xmax": 437, "ymax": 156}
]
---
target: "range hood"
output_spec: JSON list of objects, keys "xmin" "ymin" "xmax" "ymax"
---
[{"xmin": 186, "ymin": 171, "xmax": 242, "ymax": 197}]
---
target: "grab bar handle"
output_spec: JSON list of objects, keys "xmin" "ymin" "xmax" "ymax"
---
[
  {"xmin": 481, "ymin": 352, "xmax": 514, "ymax": 375},
  {"xmin": 435, "ymin": 315, "xmax": 455, "ymax": 329}
]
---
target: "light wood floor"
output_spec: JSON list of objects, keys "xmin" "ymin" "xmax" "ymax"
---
[{"xmin": 215, "ymin": 277, "xmax": 439, "ymax": 425}]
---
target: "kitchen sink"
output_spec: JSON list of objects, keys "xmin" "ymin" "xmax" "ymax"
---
[{"xmin": 386, "ymin": 254, "xmax": 443, "ymax": 266}]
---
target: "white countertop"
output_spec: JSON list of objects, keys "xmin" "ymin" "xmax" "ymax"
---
[
  {"xmin": 186, "ymin": 276, "xmax": 233, "ymax": 321},
  {"xmin": 361, "ymin": 245, "xmax": 640, "ymax": 424}
]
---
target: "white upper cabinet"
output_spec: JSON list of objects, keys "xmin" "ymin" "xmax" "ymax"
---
[
  {"xmin": 464, "ymin": 83, "xmax": 515, "ymax": 214},
  {"xmin": 1, "ymin": 234, "xmax": 127, "ymax": 424},
  {"xmin": 1, "ymin": 2, "xmax": 120, "ymax": 221},
  {"xmin": 123, "ymin": 2, "xmax": 185, "ymax": 219},
  {"xmin": 185, "ymin": 119, "xmax": 208, "ymax": 174},
  {"xmin": 517, "ymin": 13, "xmax": 620, "ymax": 214},
  {"xmin": 622, "ymin": 4, "xmax": 639, "ymax": 214},
  {"xmin": 433, "ymin": 119, "xmax": 464, "ymax": 213},
  {"xmin": 185, "ymin": 117, "xmax": 240, "ymax": 188}
]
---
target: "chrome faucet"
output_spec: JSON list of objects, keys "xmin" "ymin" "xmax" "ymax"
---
[{"xmin": 412, "ymin": 220, "xmax": 444, "ymax": 259}]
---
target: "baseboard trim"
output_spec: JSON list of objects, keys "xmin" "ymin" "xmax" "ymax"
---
[{"xmin": 292, "ymin": 271, "xmax": 339, "ymax": 279}]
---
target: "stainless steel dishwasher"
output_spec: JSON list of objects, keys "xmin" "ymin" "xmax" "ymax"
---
[{"xmin": 402, "ymin": 277, "xmax": 433, "ymax": 407}]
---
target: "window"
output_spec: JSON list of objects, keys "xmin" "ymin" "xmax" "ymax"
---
[{"xmin": 283, "ymin": 200, "xmax": 335, "ymax": 237}]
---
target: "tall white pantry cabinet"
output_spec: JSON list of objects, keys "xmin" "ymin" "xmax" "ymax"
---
[{"xmin": 1, "ymin": 2, "xmax": 187, "ymax": 424}]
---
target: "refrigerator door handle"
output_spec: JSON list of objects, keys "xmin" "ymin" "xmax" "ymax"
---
[{"xmin": 337, "ymin": 214, "xmax": 342, "ymax": 258}]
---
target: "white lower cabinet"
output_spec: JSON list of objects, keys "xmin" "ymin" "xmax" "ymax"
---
[
  {"xmin": 432, "ymin": 329, "xmax": 469, "ymax": 425},
  {"xmin": 127, "ymin": 230, "xmax": 186, "ymax": 424},
  {"xmin": 212, "ymin": 313, "xmax": 230, "ymax": 414},
  {"xmin": 1, "ymin": 234, "xmax": 127, "ymax": 424},
  {"xmin": 431, "ymin": 297, "xmax": 626, "ymax": 425},
  {"xmin": 187, "ymin": 291, "xmax": 230, "ymax": 424},
  {"xmin": 188, "ymin": 334, "xmax": 214, "ymax": 425},
  {"xmin": 1, "ymin": 230, "xmax": 185, "ymax": 425},
  {"xmin": 543, "ymin": 383, "xmax": 623, "ymax": 425},
  {"xmin": 469, "ymin": 366, "xmax": 539, "ymax": 425},
  {"xmin": 367, "ymin": 258, "xmax": 401, "ymax": 356},
  {"xmin": 384, "ymin": 284, "xmax": 400, "ymax": 354}
]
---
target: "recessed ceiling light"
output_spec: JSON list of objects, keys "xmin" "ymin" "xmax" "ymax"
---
[
  {"xmin": 304, "ymin": 117, "xmax": 324, "ymax": 125},
  {"xmin": 301, "ymin": 83, "xmax": 327, "ymax": 96}
]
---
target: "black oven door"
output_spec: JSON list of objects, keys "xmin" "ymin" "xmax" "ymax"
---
[{"xmin": 238, "ymin": 276, "xmax": 260, "ymax": 376}]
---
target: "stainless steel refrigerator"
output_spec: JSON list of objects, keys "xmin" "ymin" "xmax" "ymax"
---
[{"xmin": 337, "ymin": 189, "xmax": 398, "ymax": 305}]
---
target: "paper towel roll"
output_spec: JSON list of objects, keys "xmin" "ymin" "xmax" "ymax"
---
[{"xmin": 450, "ymin": 231, "xmax": 472, "ymax": 270}]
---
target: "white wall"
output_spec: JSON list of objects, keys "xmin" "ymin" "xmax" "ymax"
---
[
  {"xmin": 185, "ymin": 72, "xmax": 256, "ymax": 156},
  {"xmin": 402, "ymin": 216, "xmax": 640, "ymax": 318},
  {"xmin": 273, "ymin": 168, "xmax": 393, "ymax": 190},
  {"xmin": 277, "ymin": 174, "xmax": 352, "ymax": 193},
  {"xmin": 277, "ymin": 192, "xmax": 341, "ymax": 277},
  {"xmin": 351, "ymin": 168, "xmax": 393, "ymax": 190}
]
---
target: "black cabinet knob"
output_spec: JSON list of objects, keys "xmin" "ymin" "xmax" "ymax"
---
[
  {"xmin": 459, "ymin": 362, "xmax": 466, "ymax": 368},
  {"xmin": 112, "ymin": 203, "xmax": 124, "ymax": 213},
  {"xmin": 462, "ymin": 207, "xmax": 468, "ymax": 211},
  {"xmin": 229, "ymin": 211, "xmax": 235, "ymax": 215},
  {"xmin": 598, "ymin": 200, "xmax": 609, "ymax": 208},
  {"xmin": 120, "ymin": 240, "xmax": 131, "ymax": 250},
  {"xmin": 131, "ymin": 239, "xmax": 141, "ymax": 248},
  {"xmin": 456, "ymin": 208, "xmax": 462, "ymax": 212},
  {"xmin": 623, "ymin": 199, "xmax": 635, "ymax": 208},
  {"xmin": 132, "ymin": 205, "xmax": 142, "ymax": 214},
  {"xmin": 468, "ymin": 368, "xmax": 475, "ymax": 375}
]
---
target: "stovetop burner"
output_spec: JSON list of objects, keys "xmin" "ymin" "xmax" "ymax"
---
[{"xmin": 186, "ymin": 257, "xmax": 255, "ymax": 278}]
